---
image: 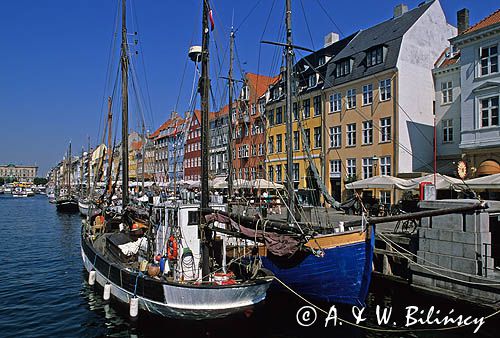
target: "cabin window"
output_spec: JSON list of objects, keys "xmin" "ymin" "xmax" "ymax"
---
[{"xmin": 187, "ymin": 211, "xmax": 199, "ymax": 225}]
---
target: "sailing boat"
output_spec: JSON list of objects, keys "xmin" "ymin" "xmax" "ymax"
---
[
  {"xmin": 81, "ymin": 0, "xmax": 273, "ymax": 319},
  {"xmin": 201, "ymin": 0, "xmax": 375, "ymax": 306},
  {"xmin": 56, "ymin": 142, "xmax": 79, "ymax": 212}
]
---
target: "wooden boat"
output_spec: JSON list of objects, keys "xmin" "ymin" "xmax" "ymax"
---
[{"xmin": 81, "ymin": 0, "xmax": 273, "ymax": 320}]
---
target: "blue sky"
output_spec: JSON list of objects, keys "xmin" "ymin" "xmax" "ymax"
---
[{"xmin": 0, "ymin": 0, "xmax": 498, "ymax": 175}]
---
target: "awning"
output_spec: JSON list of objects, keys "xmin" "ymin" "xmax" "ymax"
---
[
  {"xmin": 345, "ymin": 175, "xmax": 410, "ymax": 190},
  {"xmin": 403, "ymin": 173, "xmax": 462, "ymax": 190},
  {"xmin": 250, "ymin": 178, "xmax": 285, "ymax": 190},
  {"xmin": 462, "ymin": 173, "xmax": 500, "ymax": 189},
  {"xmin": 476, "ymin": 160, "xmax": 500, "ymax": 176}
]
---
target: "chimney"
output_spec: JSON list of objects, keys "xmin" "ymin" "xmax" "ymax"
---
[
  {"xmin": 457, "ymin": 8, "xmax": 470, "ymax": 35},
  {"xmin": 393, "ymin": 4, "xmax": 408, "ymax": 18},
  {"xmin": 324, "ymin": 32, "xmax": 339, "ymax": 48}
]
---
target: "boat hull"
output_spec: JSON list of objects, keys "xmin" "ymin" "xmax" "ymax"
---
[
  {"xmin": 261, "ymin": 228, "xmax": 375, "ymax": 306},
  {"xmin": 56, "ymin": 199, "xmax": 79, "ymax": 212},
  {"xmin": 81, "ymin": 235, "xmax": 272, "ymax": 319}
]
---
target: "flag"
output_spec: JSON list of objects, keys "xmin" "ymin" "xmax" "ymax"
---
[{"xmin": 209, "ymin": 9, "xmax": 214, "ymax": 31}]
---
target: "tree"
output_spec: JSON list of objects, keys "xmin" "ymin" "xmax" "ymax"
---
[
  {"xmin": 33, "ymin": 177, "xmax": 48, "ymax": 185},
  {"xmin": 0, "ymin": 177, "xmax": 4, "ymax": 185}
]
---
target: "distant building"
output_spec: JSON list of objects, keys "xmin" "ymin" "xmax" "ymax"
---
[
  {"xmin": 209, "ymin": 109, "xmax": 229, "ymax": 177},
  {"xmin": 0, "ymin": 164, "xmax": 38, "ymax": 182},
  {"xmin": 450, "ymin": 8, "xmax": 500, "ymax": 177},
  {"xmin": 184, "ymin": 110, "xmax": 202, "ymax": 181}
]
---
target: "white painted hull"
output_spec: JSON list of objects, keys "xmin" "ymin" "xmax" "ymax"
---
[{"xmin": 81, "ymin": 243, "xmax": 272, "ymax": 319}]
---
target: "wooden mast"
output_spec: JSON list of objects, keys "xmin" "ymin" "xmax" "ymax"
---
[
  {"xmin": 106, "ymin": 96, "xmax": 113, "ymax": 195},
  {"xmin": 285, "ymin": 0, "xmax": 295, "ymax": 223},
  {"xmin": 121, "ymin": 0, "xmax": 130, "ymax": 208},
  {"xmin": 68, "ymin": 141, "xmax": 72, "ymax": 196},
  {"xmin": 200, "ymin": 0, "xmax": 211, "ymax": 281},
  {"xmin": 87, "ymin": 136, "xmax": 90, "ymax": 196},
  {"xmin": 227, "ymin": 28, "xmax": 235, "ymax": 212}
]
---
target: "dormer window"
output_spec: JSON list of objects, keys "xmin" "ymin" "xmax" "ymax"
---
[
  {"xmin": 308, "ymin": 74, "xmax": 317, "ymax": 88},
  {"xmin": 366, "ymin": 46, "xmax": 383, "ymax": 67},
  {"xmin": 335, "ymin": 59, "xmax": 350, "ymax": 77},
  {"xmin": 318, "ymin": 56, "xmax": 326, "ymax": 66},
  {"xmin": 272, "ymin": 88, "xmax": 279, "ymax": 100}
]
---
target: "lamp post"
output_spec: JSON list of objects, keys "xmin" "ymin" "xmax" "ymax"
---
[{"xmin": 372, "ymin": 155, "xmax": 379, "ymax": 176}]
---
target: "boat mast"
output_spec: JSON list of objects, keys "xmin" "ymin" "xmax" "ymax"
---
[
  {"xmin": 86, "ymin": 136, "xmax": 91, "ymax": 196},
  {"xmin": 121, "ymin": 0, "xmax": 130, "ymax": 208},
  {"xmin": 200, "ymin": 0, "xmax": 211, "ymax": 281},
  {"xmin": 68, "ymin": 141, "xmax": 72, "ymax": 196},
  {"xmin": 80, "ymin": 146, "xmax": 84, "ymax": 194},
  {"xmin": 141, "ymin": 123, "xmax": 145, "ymax": 191},
  {"xmin": 227, "ymin": 28, "xmax": 235, "ymax": 212},
  {"xmin": 107, "ymin": 96, "xmax": 113, "ymax": 195},
  {"xmin": 285, "ymin": 0, "xmax": 294, "ymax": 223}
]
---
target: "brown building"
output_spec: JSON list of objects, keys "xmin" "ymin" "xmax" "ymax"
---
[
  {"xmin": 232, "ymin": 73, "xmax": 278, "ymax": 180},
  {"xmin": 184, "ymin": 110, "xmax": 202, "ymax": 181}
]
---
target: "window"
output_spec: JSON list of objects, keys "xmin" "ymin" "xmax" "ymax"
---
[
  {"xmin": 259, "ymin": 101, "xmax": 265, "ymax": 114},
  {"xmin": 187, "ymin": 211, "xmax": 200, "ymax": 225},
  {"xmin": 442, "ymin": 119, "xmax": 453, "ymax": 143},
  {"xmin": 308, "ymin": 74, "xmax": 317, "ymax": 87},
  {"xmin": 293, "ymin": 131, "xmax": 300, "ymax": 150},
  {"xmin": 336, "ymin": 59, "xmax": 350, "ymax": 77},
  {"xmin": 380, "ymin": 191, "xmax": 391, "ymax": 206},
  {"xmin": 362, "ymin": 157, "xmax": 374, "ymax": 179},
  {"xmin": 329, "ymin": 126, "xmax": 341, "ymax": 148},
  {"xmin": 347, "ymin": 123, "xmax": 356, "ymax": 146},
  {"xmin": 304, "ymin": 129, "xmax": 311, "ymax": 148},
  {"xmin": 258, "ymin": 143, "xmax": 264, "ymax": 156},
  {"xmin": 346, "ymin": 159, "xmax": 356, "ymax": 179},
  {"xmin": 268, "ymin": 166, "xmax": 274, "ymax": 181},
  {"xmin": 347, "ymin": 89, "xmax": 356, "ymax": 109},
  {"xmin": 318, "ymin": 56, "xmax": 326, "ymax": 66},
  {"xmin": 268, "ymin": 109, "xmax": 274, "ymax": 126},
  {"xmin": 251, "ymin": 104, "xmax": 256, "ymax": 115},
  {"xmin": 380, "ymin": 156, "xmax": 391, "ymax": 176},
  {"xmin": 380, "ymin": 117, "xmax": 391, "ymax": 143},
  {"xmin": 303, "ymin": 99, "xmax": 310, "ymax": 118},
  {"xmin": 293, "ymin": 163, "xmax": 299, "ymax": 182},
  {"xmin": 276, "ymin": 165, "xmax": 282, "ymax": 182},
  {"xmin": 251, "ymin": 144, "xmax": 257, "ymax": 156},
  {"xmin": 441, "ymin": 81, "xmax": 453, "ymax": 104},
  {"xmin": 276, "ymin": 134, "xmax": 283, "ymax": 153},
  {"xmin": 268, "ymin": 136, "xmax": 274, "ymax": 153},
  {"xmin": 276, "ymin": 107, "xmax": 283, "ymax": 124},
  {"xmin": 313, "ymin": 96, "xmax": 322, "ymax": 116},
  {"xmin": 362, "ymin": 121, "xmax": 373, "ymax": 145},
  {"xmin": 330, "ymin": 93, "xmax": 341, "ymax": 112},
  {"xmin": 314, "ymin": 127, "xmax": 321, "ymax": 148},
  {"xmin": 480, "ymin": 96, "xmax": 499, "ymax": 127},
  {"xmin": 329, "ymin": 160, "xmax": 341, "ymax": 177},
  {"xmin": 241, "ymin": 85, "xmax": 249, "ymax": 100},
  {"xmin": 480, "ymin": 45, "xmax": 498, "ymax": 76},
  {"xmin": 379, "ymin": 79, "xmax": 391, "ymax": 101},
  {"xmin": 366, "ymin": 47, "xmax": 383, "ymax": 67},
  {"xmin": 293, "ymin": 102, "xmax": 298, "ymax": 120},
  {"xmin": 362, "ymin": 84, "xmax": 373, "ymax": 105},
  {"xmin": 251, "ymin": 167, "xmax": 256, "ymax": 180}
]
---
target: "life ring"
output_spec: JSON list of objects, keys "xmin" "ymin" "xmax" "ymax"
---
[{"xmin": 167, "ymin": 235, "xmax": 178, "ymax": 260}]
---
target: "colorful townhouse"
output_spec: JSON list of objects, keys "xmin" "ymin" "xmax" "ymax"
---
[
  {"xmin": 323, "ymin": 1, "xmax": 455, "ymax": 204},
  {"xmin": 232, "ymin": 73, "xmax": 277, "ymax": 181},
  {"xmin": 208, "ymin": 109, "xmax": 229, "ymax": 178},
  {"xmin": 184, "ymin": 110, "xmax": 202, "ymax": 181},
  {"xmin": 264, "ymin": 32, "xmax": 353, "ymax": 205}
]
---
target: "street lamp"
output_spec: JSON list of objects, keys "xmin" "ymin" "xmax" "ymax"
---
[{"xmin": 372, "ymin": 155, "xmax": 379, "ymax": 176}]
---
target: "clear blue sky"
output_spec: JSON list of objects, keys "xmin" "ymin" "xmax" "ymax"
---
[{"xmin": 0, "ymin": 0, "xmax": 497, "ymax": 176}]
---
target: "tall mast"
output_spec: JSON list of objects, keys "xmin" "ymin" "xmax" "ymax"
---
[
  {"xmin": 141, "ymin": 123, "xmax": 145, "ymax": 191},
  {"xmin": 200, "ymin": 0, "xmax": 211, "ymax": 280},
  {"xmin": 285, "ymin": 0, "xmax": 294, "ymax": 223},
  {"xmin": 87, "ymin": 136, "xmax": 91, "ymax": 196},
  {"xmin": 227, "ymin": 28, "xmax": 235, "ymax": 212},
  {"xmin": 80, "ymin": 146, "xmax": 84, "ymax": 193},
  {"xmin": 107, "ymin": 96, "xmax": 113, "ymax": 195},
  {"xmin": 68, "ymin": 141, "xmax": 72, "ymax": 195},
  {"xmin": 121, "ymin": 0, "xmax": 130, "ymax": 207}
]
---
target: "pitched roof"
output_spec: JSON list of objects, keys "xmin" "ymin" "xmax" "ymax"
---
[
  {"xmin": 245, "ymin": 73, "xmax": 279, "ymax": 101},
  {"xmin": 149, "ymin": 114, "xmax": 185, "ymax": 138},
  {"xmin": 462, "ymin": 9, "xmax": 500, "ymax": 35},
  {"xmin": 324, "ymin": 1, "xmax": 434, "ymax": 88},
  {"xmin": 434, "ymin": 47, "xmax": 460, "ymax": 69}
]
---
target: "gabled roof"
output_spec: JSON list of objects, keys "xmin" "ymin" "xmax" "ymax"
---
[
  {"xmin": 434, "ymin": 47, "xmax": 460, "ymax": 69},
  {"xmin": 245, "ymin": 73, "xmax": 279, "ymax": 101},
  {"xmin": 324, "ymin": 1, "xmax": 434, "ymax": 88},
  {"xmin": 462, "ymin": 9, "xmax": 500, "ymax": 35},
  {"xmin": 149, "ymin": 114, "xmax": 185, "ymax": 139}
]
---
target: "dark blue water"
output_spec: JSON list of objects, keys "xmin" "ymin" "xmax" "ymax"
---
[{"xmin": 0, "ymin": 195, "xmax": 496, "ymax": 337}]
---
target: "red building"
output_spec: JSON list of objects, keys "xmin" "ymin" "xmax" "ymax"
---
[
  {"xmin": 232, "ymin": 73, "xmax": 278, "ymax": 180},
  {"xmin": 184, "ymin": 110, "xmax": 201, "ymax": 181}
]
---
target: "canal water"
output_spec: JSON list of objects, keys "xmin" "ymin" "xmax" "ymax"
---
[{"xmin": 0, "ymin": 195, "xmax": 496, "ymax": 337}]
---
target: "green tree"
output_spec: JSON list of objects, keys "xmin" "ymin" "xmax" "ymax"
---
[
  {"xmin": 0, "ymin": 177, "xmax": 4, "ymax": 185},
  {"xmin": 33, "ymin": 177, "xmax": 48, "ymax": 185}
]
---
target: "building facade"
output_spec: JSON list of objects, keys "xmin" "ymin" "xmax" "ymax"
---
[
  {"xmin": 323, "ymin": 1, "xmax": 455, "ymax": 203},
  {"xmin": 0, "ymin": 164, "xmax": 38, "ymax": 182},
  {"xmin": 184, "ymin": 110, "xmax": 202, "ymax": 181},
  {"xmin": 451, "ymin": 9, "xmax": 500, "ymax": 177},
  {"xmin": 209, "ymin": 109, "xmax": 229, "ymax": 177}
]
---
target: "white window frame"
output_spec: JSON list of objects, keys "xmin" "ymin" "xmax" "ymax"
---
[
  {"xmin": 380, "ymin": 156, "xmax": 391, "ymax": 176},
  {"xmin": 479, "ymin": 45, "xmax": 498, "ymax": 77},
  {"xmin": 362, "ymin": 84, "xmax": 373, "ymax": 105},
  {"xmin": 347, "ymin": 123, "xmax": 356, "ymax": 146},
  {"xmin": 362, "ymin": 157, "xmax": 374, "ymax": 179},
  {"xmin": 330, "ymin": 93, "xmax": 342, "ymax": 112},
  {"xmin": 308, "ymin": 74, "xmax": 317, "ymax": 88},
  {"xmin": 329, "ymin": 160, "xmax": 341, "ymax": 177},
  {"xmin": 346, "ymin": 89, "xmax": 356, "ymax": 109},
  {"xmin": 379, "ymin": 79, "xmax": 391, "ymax": 101},
  {"xmin": 346, "ymin": 158, "xmax": 356, "ymax": 179},
  {"xmin": 479, "ymin": 96, "xmax": 499, "ymax": 128},
  {"xmin": 441, "ymin": 81, "xmax": 453, "ymax": 104},
  {"xmin": 362, "ymin": 120, "xmax": 373, "ymax": 145},
  {"xmin": 380, "ymin": 117, "xmax": 391, "ymax": 143},
  {"xmin": 442, "ymin": 119, "xmax": 453, "ymax": 143},
  {"xmin": 329, "ymin": 126, "xmax": 341, "ymax": 148}
]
